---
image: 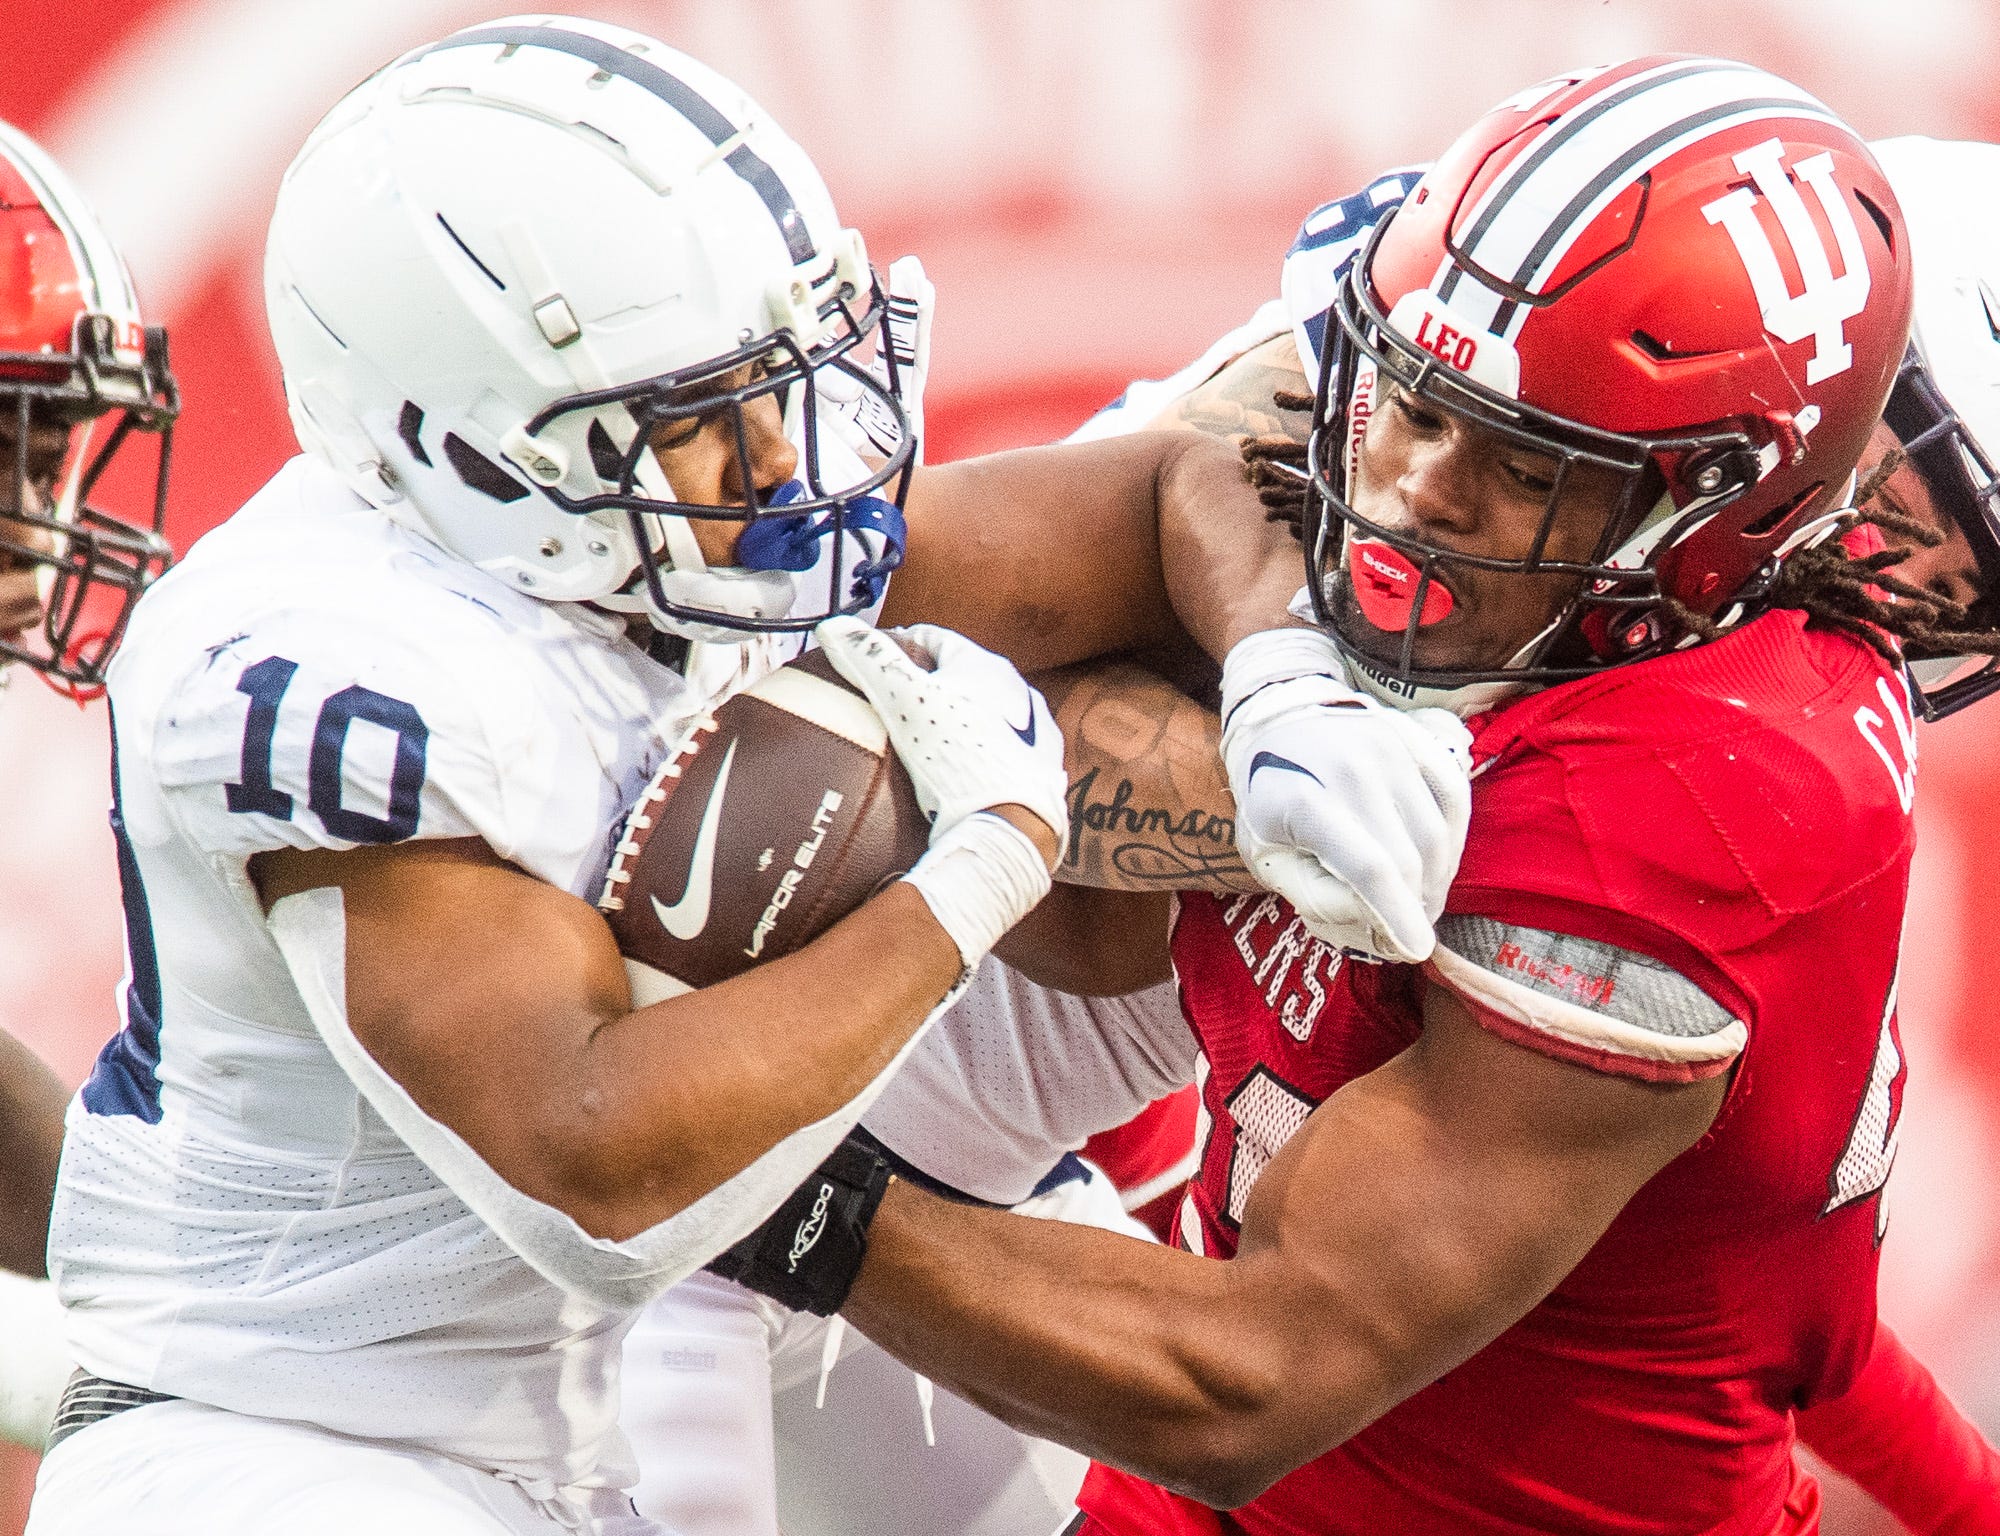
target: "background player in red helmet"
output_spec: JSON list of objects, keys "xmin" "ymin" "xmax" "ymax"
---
[
  {"xmin": 0, "ymin": 115, "xmax": 175, "ymax": 1448},
  {"xmin": 720, "ymin": 56, "xmax": 1998, "ymax": 1534},
  {"xmin": 0, "ymin": 122, "xmax": 174, "ymax": 700}
]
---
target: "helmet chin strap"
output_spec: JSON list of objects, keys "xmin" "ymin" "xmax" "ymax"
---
[
  {"xmin": 23, "ymin": 428, "xmax": 96, "ymax": 613},
  {"xmin": 644, "ymin": 567, "xmax": 802, "ymax": 644},
  {"xmin": 51, "ymin": 419, "xmax": 93, "ymax": 528},
  {"xmin": 595, "ymin": 451, "xmax": 802, "ymax": 649},
  {"xmin": 1339, "ymin": 635, "xmax": 1545, "ymax": 719}
]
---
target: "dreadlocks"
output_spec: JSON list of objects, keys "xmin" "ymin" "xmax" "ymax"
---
[
  {"xmin": 1239, "ymin": 389, "xmax": 1315, "ymax": 538},
  {"xmin": 1238, "ymin": 416, "xmax": 2000, "ymax": 671},
  {"xmin": 1762, "ymin": 446, "xmax": 2000, "ymax": 667}
]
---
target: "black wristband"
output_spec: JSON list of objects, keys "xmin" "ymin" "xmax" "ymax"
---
[{"xmin": 706, "ymin": 1131, "xmax": 895, "ymax": 1315}]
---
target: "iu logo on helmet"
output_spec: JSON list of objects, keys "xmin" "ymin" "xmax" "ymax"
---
[{"xmin": 1701, "ymin": 138, "xmax": 1872, "ymax": 386}]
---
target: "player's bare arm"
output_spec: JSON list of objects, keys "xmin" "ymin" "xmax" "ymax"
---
[
  {"xmin": 842, "ymin": 980, "xmax": 1725, "ymax": 1507},
  {"xmin": 888, "ymin": 339, "xmax": 1476, "ymax": 964},
  {"xmin": 0, "ymin": 1031, "xmax": 65, "ymax": 1277},
  {"xmin": 887, "ymin": 427, "xmax": 1310, "ymax": 670},
  {"xmin": 990, "ymin": 882, "xmax": 1173, "ymax": 999},
  {"xmin": 1036, "ymin": 659, "xmax": 1248, "ymax": 894},
  {"xmin": 890, "ymin": 417, "xmax": 1475, "ymax": 961},
  {"xmin": 251, "ymin": 805, "xmax": 1055, "ymax": 1243},
  {"xmin": 981, "ymin": 656, "xmax": 1246, "ymax": 993}
]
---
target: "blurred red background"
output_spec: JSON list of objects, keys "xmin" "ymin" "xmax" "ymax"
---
[{"xmin": 2, "ymin": 3, "xmax": 1996, "ymax": 1530}]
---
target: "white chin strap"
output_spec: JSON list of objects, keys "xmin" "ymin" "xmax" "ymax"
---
[
  {"xmin": 594, "ymin": 449, "xmax": 802, "ymax": 646},
  {"xmin": 1341, "ymin": 649, "xmax": 1536, "ymax": 718},
  {"xmin": 1293, "ymin": 575, "xmax": 1536, "ymax": 719},
  {"xmin": 641, "ymin": 567, "xmax": 802, "ymax": 644}
]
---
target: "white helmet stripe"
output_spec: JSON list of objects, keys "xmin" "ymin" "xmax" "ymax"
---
[
  {"xmin": 417, "ymin": 23, "xmax": 818, "ymax": 266},
  {"xmin": 1442, "ymin": 58, "xmax": 1738, "ymax": 277},
  {"xmin": 1434, "ymin": 60, "xmax": 1844, "ymax": 342}
]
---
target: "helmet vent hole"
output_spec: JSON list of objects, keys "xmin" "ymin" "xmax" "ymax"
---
[
  {"xmin": 1742, "ymin": 484, "xmax": 1821, "ymax": 539},
  {"xmin": 443, "ymin": 433, "xmax": 529, "ymax": 504},
  {"xmin": 1853, "ymin": 189, "xmax": 1895, "ymax": 252},
  {"xmin": 1631, "ymin": 329, "xmax": 1714, "ymax": 363},
  {"xmin": 587, "ymin": 420, "xmax": 625, "ymax": 484},
  {"xmin": 435, "ymin": 214, "xmax": 506, "ymax": 291},
  {"xmin": 398, "ymin": 402, "xmax": 431, "ymax": 467}
]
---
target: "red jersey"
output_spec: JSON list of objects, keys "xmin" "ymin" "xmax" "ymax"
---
[{"xmin": 1082, "ymin": 612, "xmax": 1917, "ymax": 1536}]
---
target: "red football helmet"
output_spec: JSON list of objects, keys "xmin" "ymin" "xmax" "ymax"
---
[
  {"xmin": 1303, "ymin": 56, "xmax": 1913, "ymax": 705},
  {"xmin": 0, "ymin": 118, "xmax": 175, "ymax": 692}
]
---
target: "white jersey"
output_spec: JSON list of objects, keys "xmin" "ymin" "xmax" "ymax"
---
[
  {"xmin": 52, "ymin": 455, "xmax": 696, "ymax": 1489},
  {"xmin": 1062, "ymin": 299, "xmax": 1291, "ymax": 441}
]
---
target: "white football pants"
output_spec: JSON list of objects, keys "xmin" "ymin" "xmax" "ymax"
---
[
  {"xmin": 26, "ymin": 1397, "xmax": 666, "ymax": 1536},
  {"xmin": 622, "ymin": 1163, "xmax": 1147, "ymax": 1536}
]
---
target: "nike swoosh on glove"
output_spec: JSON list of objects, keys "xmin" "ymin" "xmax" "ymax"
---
[
  {"xmin": 816, "ymin": 617, "xmax": 1068, "ymax": 967},
  {"xmin": 820, "ymin": 254, "xmax": 933, "ymax": 464},
  {"xmin": 1220, "ymin": 627, "xmax": 1472, "ymax": 964},
  {"xmin": 817, "ymin": 617, "xmax": 1067, "ymax": 843}
]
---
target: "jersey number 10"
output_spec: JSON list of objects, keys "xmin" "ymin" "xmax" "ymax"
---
[{"xmin": 225, "ymin": 656, "xmax": 430, "ymax": 844}]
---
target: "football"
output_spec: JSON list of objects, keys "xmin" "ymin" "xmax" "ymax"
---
[{"xmin": 599, "ymin": 648, "xmax": 930, "ymax": 1004}]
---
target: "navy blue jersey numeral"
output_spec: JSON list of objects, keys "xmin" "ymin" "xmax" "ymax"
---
[
  {"xmin": 309, "ymin": 686, "xmax": 429, "ymax": 843},
  {"xmin": 224, "ymin": 657, "xmax": 429, "ymax": 844},
  {"xmin": 225, "ymin": 656, "xmax": 299, "ymax": 816},
  {"xmin": 1285, "ymin": 170, "xmax": 1424, "ymax": 257}
]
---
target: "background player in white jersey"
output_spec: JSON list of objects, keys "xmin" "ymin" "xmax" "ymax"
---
[
  {"xmin": 29, "ymin": 17, "xmax": 1436, "ymax": 1535},
  {"xmin": 0, "ymin": 114, "xmax": 176, "ymax": 1451}
]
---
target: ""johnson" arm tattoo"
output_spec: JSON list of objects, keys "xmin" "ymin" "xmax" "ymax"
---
[{"xmin": 1037, "ymin": 660, "xmax": 1257, "ymax": 895}]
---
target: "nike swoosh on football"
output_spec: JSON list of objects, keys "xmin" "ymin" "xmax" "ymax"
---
[
  {"xmin": 652, "ymin": 738, "xmax": 740, "ymax": 943},
  {"xmin": 1247, "ymin": 749, "xmax": 1323, "ymax": 787}
]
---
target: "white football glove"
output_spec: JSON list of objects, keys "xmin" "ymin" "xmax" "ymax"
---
[
  {"xmin": 816, "ymin": 616, "xmax": 1067, "ymax": 966},
  {"xmin": 1221, "ymin": 627, "xmax": 1472, "ymax": 964},
  {"xmin": 819, "ymin": 255, "xmax": 933, "ymax": 464}
]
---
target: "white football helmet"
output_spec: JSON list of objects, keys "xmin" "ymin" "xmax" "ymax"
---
[
  {"xmin": 1870, "ymin": 136, "xmax": 2000, "ymax": 717},
  {"xmin": 264, "ymin": 15, "xmax": 912, "ymax": 637}
]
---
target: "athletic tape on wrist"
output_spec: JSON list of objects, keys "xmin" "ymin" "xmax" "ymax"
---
[
  {"xmin": 901, "ymin": 811, "xmax": 1052, "ymax": 968},
  {"xmin": 1221, "ymin": 626, "xmax": 1351, "ymax": 727}
]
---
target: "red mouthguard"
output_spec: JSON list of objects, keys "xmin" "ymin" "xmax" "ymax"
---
[{"xmin": 1349, "ymin": 539, "xmax": 1454, "ymax": 630}]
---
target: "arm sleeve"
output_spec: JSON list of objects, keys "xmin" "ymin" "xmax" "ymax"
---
[
  {"xmin": 1796, "ymin": 1322, "xmax": 2000, "ymax": 1536},
  {"xmin": 1426, "ymin": 913, "xmax": 1747, "ymax": 1084},
  {"xmin": 269, "ymin": 887, "xmax": 956, "ymax": 1309},
  {"xmin": 859, "ymin": 957, "xmax": 1200, "ymax": 1205}
]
